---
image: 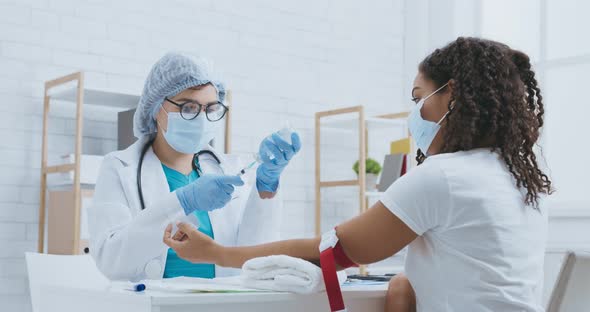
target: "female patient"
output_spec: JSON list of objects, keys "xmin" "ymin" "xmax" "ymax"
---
[{"xmin": 163, "ymin": 37, "xmax": 552, "ymax": 312}]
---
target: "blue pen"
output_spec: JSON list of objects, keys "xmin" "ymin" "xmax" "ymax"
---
[{"xmin": 130, "ymin": 283, "xmax": 146, "ymax": 292}]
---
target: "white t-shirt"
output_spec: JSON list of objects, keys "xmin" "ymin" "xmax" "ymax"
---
[{"xmin": 381, "ymin": 149, "xmax": 547, "ymax": 312}]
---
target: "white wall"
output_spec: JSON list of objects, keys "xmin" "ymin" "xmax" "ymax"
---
[{"xmin": 0, "ymin": 0, "xmax": 406, "ymax": 310}]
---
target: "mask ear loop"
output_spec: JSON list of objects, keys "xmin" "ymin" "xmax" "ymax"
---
[
  {"xmin": 425, "ymin": 82, "xmax": 450, "ymax": 125},
  {"xmin": 156, "ymin": 103, "xmax": 170, "ymax": 133},
  {"xmin": 436, "ymin": 98, "xmax": 457, "ymax": 125},
  {"xmin": 436, "ymin": 110, "xmax": 452, "ymax": 125},
  {"xmin": 423, "ymin": 82, "xmax": 449, "ymax": 102}
]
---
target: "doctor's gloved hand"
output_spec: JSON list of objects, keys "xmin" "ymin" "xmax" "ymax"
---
[
  {"xmin": 256, "ymin": 132, "xmax": 301, "ymax": 194},
  {"xmin": 175, "ymin": 174, "xmax": 244, "ymax": 215}
]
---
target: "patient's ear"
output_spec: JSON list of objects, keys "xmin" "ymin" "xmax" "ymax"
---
[{"xmin": 447, "ymin": 79, "xmax": 456, "ymax": 95}]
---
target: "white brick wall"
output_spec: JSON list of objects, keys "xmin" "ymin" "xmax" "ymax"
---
[{"xmin": 0, "ymin": 0, "xmax": 406, "ymax": 310}]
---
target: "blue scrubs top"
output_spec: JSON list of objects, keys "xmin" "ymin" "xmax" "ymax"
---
[{"xmin": 161, "ymin": 164, "xmax": 215, "ymax": 278}]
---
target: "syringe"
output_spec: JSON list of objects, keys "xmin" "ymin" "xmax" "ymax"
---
[
  {"xmin": 235, "ymin": 126, "xmax": 296, "ymax": 177},
  {"xmin": 236, "ymin": 158, "xmax": 260, "ymax": 177}
]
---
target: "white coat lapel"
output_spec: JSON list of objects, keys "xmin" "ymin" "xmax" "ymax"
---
[
  {"xmin": 140, "ymin": 147, "xmax": 171, "ymax": 209},
  {"xmin": 118, "ymin": 165, "xmax": 140, "ymax": 212},
  {"xmin": 112, "ymin": 137, "xmax": 169, "ymax": 213},
  {"xmin": 112, "ymin": 138, "xmax": 145, "ymax": 212}
]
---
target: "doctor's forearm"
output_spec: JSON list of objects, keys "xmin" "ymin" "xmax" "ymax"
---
[{"xmin": 216, "ymin": 237, "xmax": 321, "ymax": 268}]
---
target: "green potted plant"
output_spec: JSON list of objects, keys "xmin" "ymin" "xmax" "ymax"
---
[{"xmin": 353, "ymin": 158, "xmax": 382, "ymax": 191}]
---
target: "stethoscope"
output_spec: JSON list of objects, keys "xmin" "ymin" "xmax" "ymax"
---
[{"xmin": 137, "ymin": 138, "xmax": 221, "ymax": 210}]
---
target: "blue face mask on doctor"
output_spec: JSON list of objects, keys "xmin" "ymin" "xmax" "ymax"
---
[
  {"xmin": 408, "ymin": 82, "xmax": 451, "ymax": 156},
  {"xmin": 160, "ymin": 106, "xmax": 218, "ymax": 154}
]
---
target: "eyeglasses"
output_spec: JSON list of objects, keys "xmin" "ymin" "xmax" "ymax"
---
[{"xmin": 164, "ymin": 97, "xmax": 229, "ymax": 121}]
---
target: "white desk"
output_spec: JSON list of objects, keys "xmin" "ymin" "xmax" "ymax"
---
[{"xmin": 39, "ymin": 284, "xmax": 388, "ymax": 312}]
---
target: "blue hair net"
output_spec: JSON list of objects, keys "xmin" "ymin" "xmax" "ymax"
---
[{"xmin": 133, "ymin": 52, "xmax": 226, "ymax": 138}]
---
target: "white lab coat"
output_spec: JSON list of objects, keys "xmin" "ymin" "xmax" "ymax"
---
[{"xmin": 88, "ymin": 136, "xmax": 282, "ymax": 281}]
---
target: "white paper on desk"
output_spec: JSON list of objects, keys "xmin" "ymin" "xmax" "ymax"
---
[
  {"xmin": 139, "ymin": 276, "xmax": 266, "ymax": 293},
  {"xmin": 126, "ymin": 271, "xmax": 347, "ymax": 294}
]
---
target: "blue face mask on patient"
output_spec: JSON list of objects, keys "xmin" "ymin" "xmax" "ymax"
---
[{"xmin": 408, "ymin": 82, "xmax": 451, "ymax": 156}]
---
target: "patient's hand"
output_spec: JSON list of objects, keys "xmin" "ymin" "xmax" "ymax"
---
[
  {"xmin": 171, "ymin": 225, "xmax": 188, "ymax": 241},
  {"xmin": 164, "ymin": 222, "xmax": 221, "ymax": 264}
]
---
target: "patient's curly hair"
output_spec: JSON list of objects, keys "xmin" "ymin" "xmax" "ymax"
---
[{"xmin": 416, "ymin": 37, "xmax": 552, "ymax": 208}]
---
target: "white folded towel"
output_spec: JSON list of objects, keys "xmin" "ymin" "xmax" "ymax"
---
[{"xmin": 240, "ymin": 255, "xmax": 347, "ymax": 294}]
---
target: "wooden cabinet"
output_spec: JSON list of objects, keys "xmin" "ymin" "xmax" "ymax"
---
[
  {"xmin": 46, "ymin": 189, "xmax": 93, "ymax": 255},
  {"xmin": 38, "ymin": 72, "xmax": 138, "ymax": 255}
]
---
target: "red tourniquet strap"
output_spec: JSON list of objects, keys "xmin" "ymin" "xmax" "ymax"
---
[
  {"xmin": 333, "ymin": 242, "xmax": 358, "ymax": 269},
  {"xmin": 401, "ymin": 154, "xmax": 407, "ymax": 176},
  {"xmin": 320, "ymin": 247, "xmax": 346, "ymax": 312}
]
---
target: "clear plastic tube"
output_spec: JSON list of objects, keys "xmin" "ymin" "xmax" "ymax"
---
[{"xmin": 236, "ymin": 156, "xmax": 260, "ymax": 176}]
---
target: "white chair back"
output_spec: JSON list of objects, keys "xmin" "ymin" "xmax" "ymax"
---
[
  {"xmin": 546, "ymin": 251, "xmax": 590, "ymax": 312},
  {"xmin": 25, "ymin": 252, "xmax": 109, "ymax": 312}
]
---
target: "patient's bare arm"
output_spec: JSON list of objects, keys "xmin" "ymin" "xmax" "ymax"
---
[{"xmin": 164, "ymin": 201, "xmax": 418, "ymax": 268}]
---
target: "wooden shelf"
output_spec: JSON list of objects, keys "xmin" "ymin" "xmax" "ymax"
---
[
  {"xmin": 38, "ymin": 72, "xmax": 140, "ymax": 255},
  {"xmin": 315, "ymin": 105, "xmax": 410, "ymax": 276},
  {"xmin": 318, "ymin": 180, "xmax": 359, "ymax": 187},
  {"xmin": 320, "ymin": 116, "xmax": 406, "ymax": 131},
  {"xmin": 365, "ymin": 191, "xmax": 384, "ymax": 197},
  {"xmin": 46, "ymin": 183, "xmax": 97, "ymax": 190},
  {"xmin": 315, "ymin": 105, "xmax": 410, "ymax": 233},
  {"xmin": 44, "ymin": 164, "xmax": 75, "ymax": 174},
  {"xmin": 50, "ymin": 88, "xmax": 140, "ymax": 109}
]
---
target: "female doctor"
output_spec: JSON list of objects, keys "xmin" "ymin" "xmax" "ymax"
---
[{"xmin": 89, "ymin": 52, "xmax": 301, "ymax": 281}]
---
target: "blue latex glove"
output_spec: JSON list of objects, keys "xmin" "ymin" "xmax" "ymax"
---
[
  {"xmin": 256, "ymin": 132, "xmax": 301, "ymax": 193},
  {"xmin": 176, "ymin": 174, "xmax": 244, "ymax": 215}
]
